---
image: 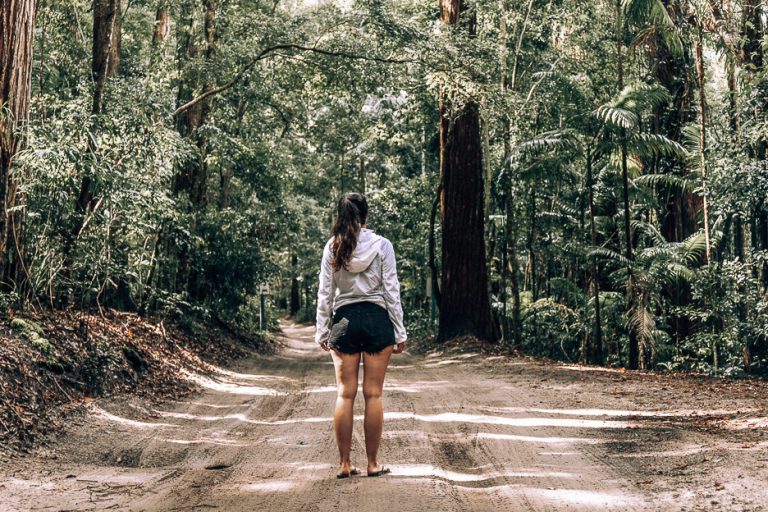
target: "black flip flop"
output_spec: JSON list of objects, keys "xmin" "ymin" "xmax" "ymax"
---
[
  {"xmin": 336, "ymin": 467, "xmax": 361, "ymax": 479},
  {"xmin": 367, "ymin": 467, "xmax": 391, "ymax": 477}
]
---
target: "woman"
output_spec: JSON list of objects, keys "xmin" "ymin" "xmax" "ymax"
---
[{"xmin": 315, "ymin": 192, "xmax": 407, "ymax": 479}]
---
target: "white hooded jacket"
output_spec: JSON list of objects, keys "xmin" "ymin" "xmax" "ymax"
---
[{"xmin": 315, "ymin": 228, "xmax": 407, "ymax": 345}]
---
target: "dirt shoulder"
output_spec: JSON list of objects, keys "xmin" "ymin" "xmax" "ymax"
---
[
  {"xmin": 0, "ymin": 310, "xmax": 274, "ymax": 457},
  {"xmin": 1, "ymin": 321, "xmax": 767, "ymax": 511}
]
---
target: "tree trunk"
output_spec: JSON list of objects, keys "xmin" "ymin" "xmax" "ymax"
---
[
  {"xmin": 109, "ymin": 2, "xmax": 122, "ymax": 75},
  {"xmin": 91, "ymin": 0, "xmax": 120, "ymax": 114},
  {"xmin": 0, "ymin": 0, "xmax": 36, "ymax": 292},
  {"xmin": 153, "ymin": 4, "xmax": 171, "ymax": 45},
  {"xmin": 359, "ymin": 157, "xmax": 366, "ymax": 194},
  {"xmin": 74, "ymin": 0, "xmax": 120, "ymax": 231},
  {"xmin": 616, "ymin": 0, "xmax": 639, "ymax": 369},
  {"xmin": 586, "ymin": 148, "xmax": 603, "ymax": 364},
  {"xmin": 428, "ymin": 182, "xmax": 442, "ymax": 308},
  {"xmin": 219, "ymin": 97, "xmax": 246, "ymax": 209},
  {"xmin": 505, "ymin": 188, "xmax": 522, "ymax": 347},
  {"xmin": 654, "ymin": 1, "xmax": 697, "ymax": 243},
  {"xmin": 527, "ymin": 187, "xmax": 537, "ymax": 301},
  {"xmin": 694, "ymin": 26, "xmax": 711, "ymax": 264},
  {"xmin": 173, "ymin": 0, "xmax": 217, "ymax": 296},
  {"xmin": 439, "ymin": 102, "xmax": 498, "ymax": 342},
  {"xmin": 290, "ymin": 253, "xmax": 300, "ymax": 315},
  {"xmin": 621, "ymin": 133, "xmax": 639, "ymax": 369},
  {"xmin": 726, "ymin": 58, "xmax": 739, "ymax": 135},
  {"xmin": 437, "ymin": 0, "xmax": 498, "ymax": 343}
]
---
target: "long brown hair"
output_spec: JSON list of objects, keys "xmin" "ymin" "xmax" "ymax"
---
[{"xmin": 331, "ymin": 192, "xmax": 368, "ymax": 271}]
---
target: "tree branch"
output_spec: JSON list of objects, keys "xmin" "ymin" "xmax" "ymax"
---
[{"xmin": 173, "ymin": 44, "xmax": 413, "ymax": 117}]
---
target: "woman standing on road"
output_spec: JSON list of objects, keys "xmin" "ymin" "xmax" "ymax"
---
[{"xmin": 315, "ymin": 192, "xmax": 407, "ymax": 479}]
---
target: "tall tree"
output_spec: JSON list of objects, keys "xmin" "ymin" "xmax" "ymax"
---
[
  {"xmin": 153, "ymin": 3, "xmax": 171, "ymax": 45},
  {"xmin": 437, "ymin": 0, "xmax": 498, "ymax": 342},
  {"xmin": 0, "ymin": 0, "xmax": 37, "ymax": 290},
  {"xmin": 73, "ymin": 0, "xmax": 121, "ymax": 228},
  {"xmin": 91, "ymin": 0, "xmax": 121, "ymax": 114},
  {"xmin": 173, "ymin": 0, "xmax": 218, "ymax": 297}
]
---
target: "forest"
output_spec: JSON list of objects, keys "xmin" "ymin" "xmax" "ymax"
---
[{"xmin": 2, "ymin": 0, "xmax": 768, "ymax": 379}]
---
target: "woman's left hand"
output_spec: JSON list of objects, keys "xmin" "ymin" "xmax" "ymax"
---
[{"xmin": 393, "ymin": 342, "xmax": 406, "ymax": 354}]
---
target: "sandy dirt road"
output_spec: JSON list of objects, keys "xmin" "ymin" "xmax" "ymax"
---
[{"xmin": 1, "ymin": 321, "xmax": 767, "ymax": 511}]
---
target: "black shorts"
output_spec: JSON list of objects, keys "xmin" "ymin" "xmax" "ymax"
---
[{"xmin": 328, "ymin": 301, "xmax": 396, "ymax": 355}]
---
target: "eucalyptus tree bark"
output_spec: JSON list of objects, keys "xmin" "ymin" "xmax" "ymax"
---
[
  {"xmin": 0, "ymin": 0, "xmax": 36, "ymax": 290},
  {"xmin": 437, "ymin": 0, "xmax": 498, "ymax": 343}
]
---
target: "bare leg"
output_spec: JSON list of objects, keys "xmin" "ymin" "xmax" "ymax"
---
[
  {"xmin": 331, "ymin": 350, "xmax": 361, "ymax": 474},
  {"xmin": 362, "ymin": 345, "xmax": 393, "ymax": 474}
]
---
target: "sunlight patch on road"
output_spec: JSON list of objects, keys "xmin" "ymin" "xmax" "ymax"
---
[
  {"xmin": 241, "ymin": 480, "xmax": 297, "ymax": 492},
  {"xmin": 304, "ymin": 385, "xmax": 337, "ymax": 393},
  {"xmin": 176, "ymin": 401, "xmax": 252, "ymax": 409},
  {"xmin": 0, "ymin": 478, "xmax": 57, "ymax": 491},
  {"xmin": 157, "ymin": 410, "xmax": 331, "ymax": 425},
  {"xmin": 383, "ymin": 380, "xmax": 456, "ymax": 393},
  {"xmin": 164, "ymin": 438, "xmax": 248, "ymax": 447},
  {"xmin": 519, "ymin": 486, "xmax": 641, "ymax": 509},
  {"xmin": 181, "ymin": 369, "xmax": 287, "ymax": 396},
  {"xmin": 421, "ymin": 359, "xmax": 478, "ymax": 368},
  {"xmin": 475, "ymin": 432, "xmax": 604, "ymax": 444},
  {"xmin": 613, "ymin": 444, "xmax": 710, "ymax": 458},
  {"xmin": 211, "ymin": 367, "xmax": 298, "ymax": 383},
  {"xmin": 284, "ymin": 462, "xmax": 333, "ymax": 470},
  {"xmin": 390, "ymin": 464, "xmax": 575, "ymax": 483},
  {"xmin": 721, "ymin": 417, "xmax": 768, "ymax": 430},
  {"xmin": 384, "ymin": 411, "xmax": 636, "ymax": 429},
  {"xmin": 89, "ymin": 404, "xmax": 176, "ymax": 429},
  {"xmin": 479, "ymin": 406, "xmax": 760, "ymax": 418}
]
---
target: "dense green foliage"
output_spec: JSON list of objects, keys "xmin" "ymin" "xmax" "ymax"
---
[{"xmin": 5, "ymin": 0, "xmax": 768, "ymax": 376}]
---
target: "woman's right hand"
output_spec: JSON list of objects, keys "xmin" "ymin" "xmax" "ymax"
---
[{"xmin": 393, "ymin": 342, "xmax": 406, "ymax": 354}]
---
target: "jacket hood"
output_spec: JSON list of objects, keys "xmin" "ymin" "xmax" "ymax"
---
[{"xmin": 346, "ymin": 228, "xmax": 382, "ymax": 273}]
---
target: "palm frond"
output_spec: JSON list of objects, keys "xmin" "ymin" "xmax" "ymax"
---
[
  {"xmin": 631, "ymin": 219, "xmax": 666, "ymax": 245},
  {"xmin": 514, "ymin": 130, "xmax": 579, "ymax": 157},
  {"xmin": 593, "ymin": 106, "xmax": 638, "ymax": 130},
  {"xmin": 678, "ymin": 230, "xmax": 708, "ymax": 266},
  {"xmin": 589, "ymin": 247, "xmax": 631, "ymax": 267},
  {"xmin": 622, "ymin": 0, "xmax": 683, "ymax": 56},
  {"xmin": 628, "ymin": 132, "xmax": 687, "ymax": 158},
  {"xmin": 634, "ymin": 173, "xmax": 693, "ymax": 192},
  {"xmin": 612, "ymin": 82, "xmax": 672, "ymax": 112}
]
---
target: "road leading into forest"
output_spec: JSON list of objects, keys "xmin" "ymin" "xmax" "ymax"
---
[{"xmin": 2, "ymin": 321, "xmax": 767, "ymax": 511}]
